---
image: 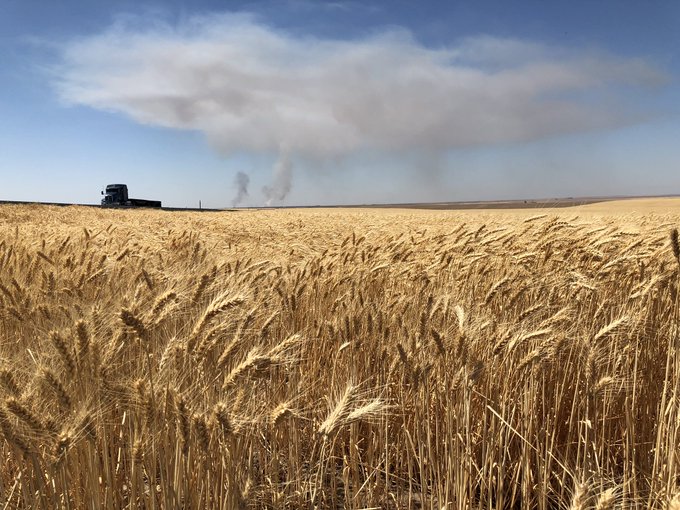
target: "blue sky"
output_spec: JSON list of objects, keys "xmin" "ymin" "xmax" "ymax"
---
[{"xmin": 1, "ymin": 0, "xmax": 679, "ymax": 208}]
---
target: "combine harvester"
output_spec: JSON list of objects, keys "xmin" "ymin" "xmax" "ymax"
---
[{"xmin": 101, "ymin": 184, "xmax": 161, "ymax": 208}]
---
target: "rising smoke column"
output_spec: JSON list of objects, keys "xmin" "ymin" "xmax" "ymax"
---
[
  {"xmin": 262, "ymin": 151, "xmax": 292, "ymax": 206},
  {"xmin": 232, "ymin": 171, "xmax": 250, "ymax": 207}
]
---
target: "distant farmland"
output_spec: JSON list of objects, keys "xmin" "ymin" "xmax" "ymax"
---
[{"xmin": 0, "ymin": 200, "xmax": 679, "ymax": 508}]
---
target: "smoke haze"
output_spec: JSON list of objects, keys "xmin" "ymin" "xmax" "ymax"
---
[
  {"xmin": 54, "ymin": 13, "xmax": 665, "ymax": 204},
  {"xmin": 262, "ymin": 151, "xmax": 292, "ymax": 206},
  {"xmin": 232, "ymin": 170, "xmax": 250, "ymax": 207}
]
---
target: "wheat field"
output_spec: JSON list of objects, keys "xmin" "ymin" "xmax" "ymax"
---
[{"xmin": 0, "ymin": 201, "xmax": 679, "ymax": 509}]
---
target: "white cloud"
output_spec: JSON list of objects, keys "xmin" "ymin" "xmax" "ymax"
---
[{"xmin": 54, "ymin": 13, "xmax": 665, "ymax": 202}]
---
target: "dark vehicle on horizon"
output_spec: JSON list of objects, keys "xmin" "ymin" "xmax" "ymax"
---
[{"xmin": 101, "ymin": 184, "xmax": 161, "ymax": 208}]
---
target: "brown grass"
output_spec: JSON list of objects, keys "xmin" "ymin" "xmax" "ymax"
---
[{"xmin": 0, "ymin": 202, "xmax": 678, "ymax": 508}]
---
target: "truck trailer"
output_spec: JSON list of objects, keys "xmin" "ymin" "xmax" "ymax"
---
[{"xmin": 101, "ymin": 184, "xmax": 161, "ymax": 208}]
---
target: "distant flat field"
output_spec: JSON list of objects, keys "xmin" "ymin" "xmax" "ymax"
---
[
  {"xmin": 571, "ymin": 197, "xmax": 680, "ymax": 213},
  {"xmin": 339, "ymin": 197, "xmax": 606, "ymax": 209},
  {"xmin": 343, "ymin": 197, "xmax": 680, "ymax": 216},
  {"xmin": 358, "ymin": 196, "xmax": 680, "ymax": 212}
]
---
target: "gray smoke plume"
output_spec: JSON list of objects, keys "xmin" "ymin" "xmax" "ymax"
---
[
  {"xmin": 53, "ymin": 14, "xmax": 666, "ymax": 205},
  {"xmin": 232, "ymin": 171, "xmax": 250, "ymax": 207},
  {"xmin": 262, "ymin": 152, "xmax": 292, "ymax": 206}
]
